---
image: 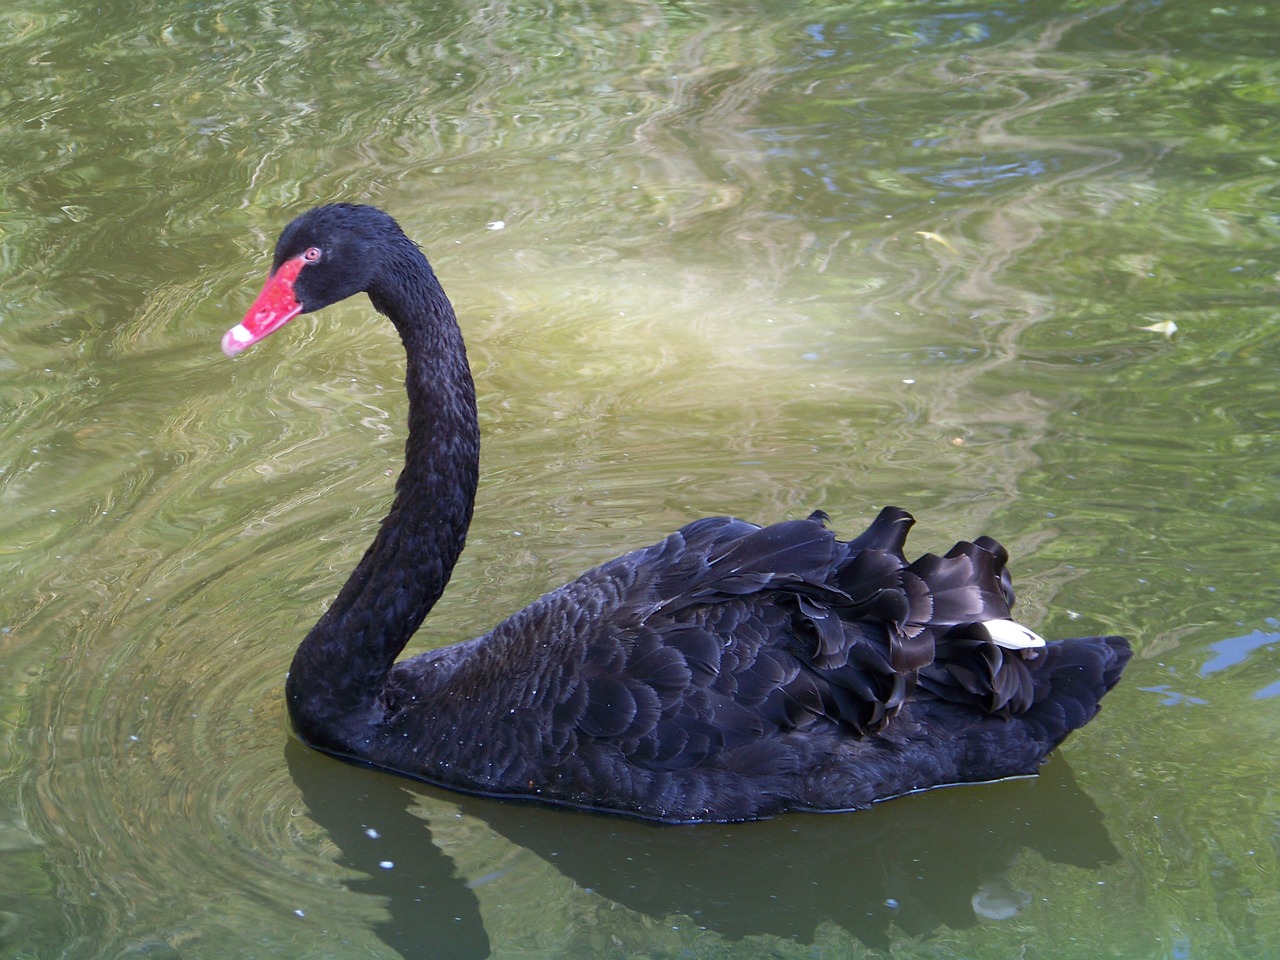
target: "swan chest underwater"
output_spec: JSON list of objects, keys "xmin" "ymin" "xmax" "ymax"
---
[{"xmin": 223, "ymin": 203, "xmax": 1130, "ymax": 824}]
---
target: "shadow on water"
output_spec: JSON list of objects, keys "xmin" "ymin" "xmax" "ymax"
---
[
  {"xmin": 285, "ymin": 739, "xmax": 492, "ymax": 960},
  {"xmin": 286, "ymin": 737, "xmax": 1119, "ymax": 959}
]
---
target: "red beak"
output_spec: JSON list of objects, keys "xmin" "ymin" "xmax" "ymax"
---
[{"xmin": 222, "ymin": 254, "xmax": 308, "ymax": 356}]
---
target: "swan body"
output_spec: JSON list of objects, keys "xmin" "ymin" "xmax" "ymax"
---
[{"xmin": 225, "ymin": 204, "xmax": 1129, "ymax": 823}]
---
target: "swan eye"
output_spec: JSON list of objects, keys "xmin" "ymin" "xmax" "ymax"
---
[{"xmin": 303, "ymin": 246, "xmax": 322, "ymax": 263}]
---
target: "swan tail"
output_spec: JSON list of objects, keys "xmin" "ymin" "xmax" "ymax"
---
[
  {"xmin": 827, "ymin": 510, "xmax": 1130, "ymax": 743},
  {"xmin": 1018, "ymin": 634, "xmax": 1131, "ymax": 749},
  {"xmin": 910, "ymin": 632, "xmax": 1130, "ymax": 782},
  {"xmin": 909, "ymin": 572, "xmax": 1129, "ymax": 738}
]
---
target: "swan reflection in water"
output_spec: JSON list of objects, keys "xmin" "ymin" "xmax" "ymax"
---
[{"xmin": 285, "ymin": 738, "xmax": 1119, "ymax": 960}]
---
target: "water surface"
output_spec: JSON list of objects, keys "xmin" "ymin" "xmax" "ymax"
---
[{"xmin": 2, "ymin": 1, "xmax": 1278, "ymax": 957}]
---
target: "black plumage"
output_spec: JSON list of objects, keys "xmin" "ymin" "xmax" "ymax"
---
[{"xmin": 225, "ymin": 204, "xmax": 1130, "ymax": 823}]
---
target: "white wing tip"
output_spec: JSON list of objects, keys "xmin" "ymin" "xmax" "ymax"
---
[{"xmin": 981, "ymin": 619, "xmax": 1047, "ymax": 650}]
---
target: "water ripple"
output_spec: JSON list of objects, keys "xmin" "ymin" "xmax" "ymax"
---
[{"xmin": 4, "ymin": 1, "xmax": 1280, "ymax": 957}]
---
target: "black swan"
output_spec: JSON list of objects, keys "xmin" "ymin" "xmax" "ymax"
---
[{"xmin": 223, "ymin": 203, "xmax": 1130, "ymax": 823}]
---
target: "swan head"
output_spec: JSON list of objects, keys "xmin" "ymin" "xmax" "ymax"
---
[{"xmin": 223, "ymin": 204, "xmax": 405, "ymax": 356}]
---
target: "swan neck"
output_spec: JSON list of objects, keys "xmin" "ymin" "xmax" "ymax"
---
[{"xmin": 287, "ymin": 250, "xmax": 479, "ymax": 736}]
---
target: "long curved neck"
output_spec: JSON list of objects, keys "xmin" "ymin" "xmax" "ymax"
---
[{"xmin": 286, "ymin": 244, "xmax": 479, "ymax": 743}]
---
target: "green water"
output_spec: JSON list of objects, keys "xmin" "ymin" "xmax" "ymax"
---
[{"xmin": 2, "ymin": 0, "xmax": 1278, "ymax": 957}]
